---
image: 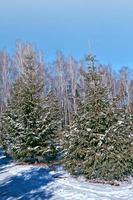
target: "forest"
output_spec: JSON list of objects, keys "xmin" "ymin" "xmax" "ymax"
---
[{"xmin": 0, "ymin": 42, "xmax": 133, "ymax": 181}]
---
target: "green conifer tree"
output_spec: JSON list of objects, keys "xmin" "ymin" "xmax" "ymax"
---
[
  {"xmin": 0, "ymin": 52, "xmax": 60, "ymax": 162},
  {"xmin": 63, "ymin": 54, "xmax": 133, "ymax": 181}
]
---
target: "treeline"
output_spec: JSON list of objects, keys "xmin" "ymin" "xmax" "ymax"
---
[
  {"xmin": 0, "ymin": 42, "xmax": 133, "ymax": 120},
  {"xmin": 0, "ymin": 42, "xmax": 133, "ymax": 181}
]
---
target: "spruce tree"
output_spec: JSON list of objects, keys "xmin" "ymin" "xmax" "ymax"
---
[
  {"xmin": 0, "ymin": 52, "xmax": 60, "ymax": 162},
  {"xmin": 63, "ymin": 54, "xmax": 133, "ymax": 181}
]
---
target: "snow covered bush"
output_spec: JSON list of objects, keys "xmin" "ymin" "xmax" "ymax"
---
[
  {"xmin": 63, "ymin": 54, "xmax": 133, "ymax": 181},
  {"xmin": 0, "ymin": 49, "xmax": 60, "ymax": 162}
]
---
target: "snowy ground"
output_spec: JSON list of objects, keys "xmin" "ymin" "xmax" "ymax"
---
[{"xmin": 0, "ymin": 148, "xmax": 133, "ymax": 200}]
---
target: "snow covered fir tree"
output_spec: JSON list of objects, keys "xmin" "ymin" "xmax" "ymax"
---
[
  {"xmin": 63, "ymin": 54, "xmax": 133, "ymax": 181},
  {"xmin": 0, "ymin": 47, "xmax": 60, "ymax": 163}
]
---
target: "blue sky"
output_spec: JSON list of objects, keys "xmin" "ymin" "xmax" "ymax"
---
[{"xmin": 0, "ymin": 0, "xmax": 133, "ymax": 69}]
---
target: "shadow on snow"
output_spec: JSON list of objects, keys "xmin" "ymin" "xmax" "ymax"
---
[
  {"xmin": 0, "ymin": 148, "xmax": 13, "ymax": 171},
  {"xmin": 0, "ymin": 148, "xmax": 61, "ymax": 200}
]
